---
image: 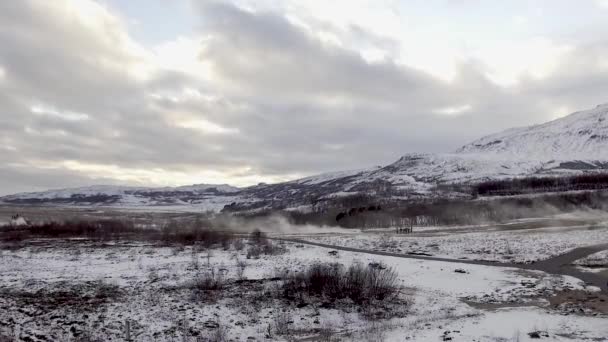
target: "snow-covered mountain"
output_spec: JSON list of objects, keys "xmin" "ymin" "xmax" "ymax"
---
[
  {"xmin": 3, "ymin": 103, "xmax": 608, "ymax": 211},
  {"xmin": 0, "ymin": 184, "xmax": 243, "ymax": 212},
  {"xmin": 457, "ymin": 103, "xmax": 608, "ymax": 159}
]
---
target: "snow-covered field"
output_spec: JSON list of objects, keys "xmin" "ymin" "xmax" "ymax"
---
[
  {"xmin": 574, "ymin": 250, "xmax": 608, "ymax": 275},
  {"xmin": 575, "ymin": 250, "xmax": 608, "ymax": 266},
  {"xmin": 1, "ymin": 237, "xmax": 607, "ymax": 341},
  {"xmin": 297, "ymin": 222, "xmax": 608, "ymax": 264}
]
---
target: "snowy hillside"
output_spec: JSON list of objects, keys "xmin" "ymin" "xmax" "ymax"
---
[
  {"xmin": 0, "ymin": 184, "xmax": 243, "ymax": 212},
  {"xmin": 457, "ymin": 103, "xmax": 608, "ymax": 159},
  {"xmin": 3, "ymin": 103, "xmax": 608, "ymax": 211}
]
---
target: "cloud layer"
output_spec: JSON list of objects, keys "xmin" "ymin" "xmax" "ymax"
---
[{"xmin": 1, "ymin": 0, "xmax": 608, "ymax": 195}]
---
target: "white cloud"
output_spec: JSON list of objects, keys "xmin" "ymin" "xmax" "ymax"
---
[
  {"xmin": 433, "ymin": 104, "xmax": 472, "ymax": 116},
  {"xmin": 596, "ymin": 0, "xmax": 608, "ymax": 9},
  {"xmin": 174, "ymin": 118, "xmax": 239, "ymax": 135},
  {"xmin": 152, "ymin": 36, "xmax": 212, "ymax": 78},
  {"xmin": 471, "ymin": 37, "xmax": 574, "ymax": 86},
  {"xmin": 30, "ymin": 104, "xmax": 90, "ymax": 121}
]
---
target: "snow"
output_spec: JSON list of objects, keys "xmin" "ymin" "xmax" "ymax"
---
[
  {"xmin": 574, "ymin": 249, "xmax": 608, "ymax": 266},
  {"xmin": 458, "ymin": 102, "xmax": 608, "ymax": 160},
  {"xmin": 298, "ymin": 222, "xmax": 608, "ymax": 263},
  {"xmin": 293, "ymin": 167, "xmax": 379, "ymax": 185},
  {"xmin": 0, "ymin": 238, "xmax": 605, "ymax": 341},
  {"xmin": 574, "ymin": 250, "xmax": 608, "ymax": 274},
  {"xmin": 390, "ymin": 308, "xmax": 608, "ymax": 341}
]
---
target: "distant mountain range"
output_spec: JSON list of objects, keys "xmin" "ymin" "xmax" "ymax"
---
[{"xmin": 4, "ymin": 103, "xmax": 608, "ymax": 212}]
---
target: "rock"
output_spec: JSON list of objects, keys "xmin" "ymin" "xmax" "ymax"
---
[
  {"xmin": 203, "ymin": 320, "xmax": 220, "ymax": 329},
  {"xmin": 528, "ymin": 331, "xmax": 549, "ymax": 338},
  {"xmin": 454, "ymin": 269, "xmax": 467, "ymax": 274}
]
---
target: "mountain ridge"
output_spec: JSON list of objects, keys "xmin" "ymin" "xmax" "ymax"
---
[{"xmin": 4, "ymin": 103, "xmax": 608, "ymax": 212}]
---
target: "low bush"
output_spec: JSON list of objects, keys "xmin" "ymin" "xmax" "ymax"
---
[
  {"xmin": 246, "ymin": 229, "xmax": 285, "ymax": 259},
  {"xmin": 159, "ymin": 221, "xmax": 233, "ymax": 247},
  {"xmin": 191, "ymin": 267, "xmax": 226, "ymax": 292},
  {"xmin": 280, "ymin": 262, "xmax": 399, "ymax": 304},
  {"xmin": 246, "ymin": 245, "xmax": 263, "ymax": 259},
  {"xmin": 0, "ymin": 219, "xmax": 234, "ymax": 247}
]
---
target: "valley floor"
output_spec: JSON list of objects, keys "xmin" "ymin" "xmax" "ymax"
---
[
  {"xmin": 291, "ymin": 215, "xmax": 608, "ymax": 265},
  {"xmin": 1, "ymin": 225, "xmax": 608, "ymax": 341}
]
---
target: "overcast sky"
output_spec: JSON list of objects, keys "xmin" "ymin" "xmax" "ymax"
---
[{"xmin": 1, "ymin": 0, "xmax": 608, "ymax": 195}]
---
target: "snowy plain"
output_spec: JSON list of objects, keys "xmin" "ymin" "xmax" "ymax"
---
[
  {"xmin": 1, "ymin": 235, "xmax": 607, "ymax": 341},
  {"xmin": 296, "ymin": 221, "xmax": 608, "ymax": 264}
]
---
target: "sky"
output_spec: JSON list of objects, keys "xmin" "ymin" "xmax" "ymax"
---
[{"xmin": 1, "ymin": 0, "xmax": 608, "ymax": 195}]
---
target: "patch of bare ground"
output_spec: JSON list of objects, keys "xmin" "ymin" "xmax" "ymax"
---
[
  {"xmin": 464, "ymin": 286, "xmax": 608, "ymax": 318},
  {"xmin": 0, "ymin": 280, "xmax": 122, "ymax": 341},
  {"xmin": 548, "ymin": 290, "xmax": 608, "ymax": 316},
  {"xmin": 461, "ymin": 269, "xmax": 581, "ymax": 310}
]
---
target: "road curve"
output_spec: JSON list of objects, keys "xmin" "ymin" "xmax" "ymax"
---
[{"xmin": 271, "ymin": 237, "xmax": 608, "ymax": 292}]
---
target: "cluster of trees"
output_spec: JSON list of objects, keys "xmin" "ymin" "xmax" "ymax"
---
[
  {"xmin": 474, "ymin": 173, "xmax": 608, "ymax": 196},
  {"xmin": 1, "ymin": 219, "xmax": 234, "ymax": 247}
]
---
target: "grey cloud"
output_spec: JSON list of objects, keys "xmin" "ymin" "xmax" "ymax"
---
[
  {"xmin": 0, "ymin": 165, "xmax": 125, "ymax": 196},
  {"xmin": 198, "ymin": 2, "xmax": 450, "ymax": 108},
  {"xmin": 1, "ymin": 0, "xmax": 608, "ymax": 195}
]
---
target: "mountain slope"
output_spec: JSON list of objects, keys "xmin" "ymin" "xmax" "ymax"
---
[
  {"xmin": 457, "ymin": 103, "xmax": 608, "ymax": 159},
  {"xmin": 4, "ymin": 103, "xmax": 608, "ymax": 211}
]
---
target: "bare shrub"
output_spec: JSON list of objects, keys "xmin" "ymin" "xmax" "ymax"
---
[
  {"xmin": 0, "ymin": 219, "xmax": 234, "ymax": 246},
  {"xmin": 194, "ymin": 268, "xmax": 225, "ymax": 291},
  {"xmin": 92, "ymin": 281, "xmax": 122, "ymax": 301},
  {"xmin": 280, "ymin": 262, "xmax": 399, "ymax": 305},
  {"xmin": 189, "ymin": 267, "xmax": 226, "ymax": 302},
  {"xmin": 246, "ymin": 245, "xmax": 263, "ymax": 259},
  {"xmin": 263, "ymin": 241, "xmax": 286, "ymax": 255},
  {"xmin": 203, "ymin": 320, "xmax": 228, "ymax": 342},
  {"xmin": 246, "ymin": 230, "xmax": 285, "ymax": 259},
  {"xmin": 160, "ymin": 221, "xmax": 233, "ymax": 247},
  {"xmin": 249, "ymin": 229, "xmax": 267, "ymax": 244},
  {"xmin": 232, "ymin": 238, "xmax": 245, "ymax": 251},
  {"xmin": 190, "ymin": 251, "xmax": 201, "ymax": 270},
  {"xmin": 235, "ymin": 259, "xmax": 247, "ymax": 280},
  {"xmin": 272, "ymin": 309, "xmax": 292, "ymax": 336},
  {"xmin": 365, "ymin": 262, "xmax": 399, "ymax": 301}
]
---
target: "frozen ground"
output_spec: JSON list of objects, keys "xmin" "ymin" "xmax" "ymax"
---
[
  {"xmin": 574, "ymin": 250, "xmax": 608, "ymax": 275},
  {"xmin": 295, "ymin": 220, "xmax": 608, "ymax": 264},
  {"xmin": 574, "ymin": 250, "xmax": 608, "ymax": 267},
  {"xmin": 1, "ymin": 237, "xmax": 607, "ymax": 341}
]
